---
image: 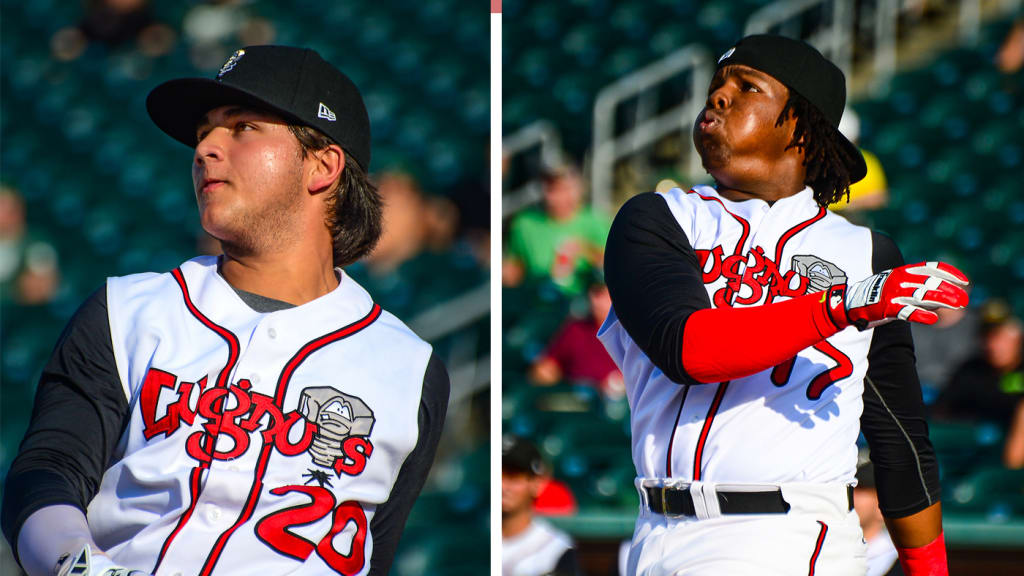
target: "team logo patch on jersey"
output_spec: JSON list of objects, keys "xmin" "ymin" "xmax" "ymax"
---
[
  {"xmin": 298, "ymin": 387, "xmax": 375, "ymax": 483},
  {"xmin": 217, "ymin": 49, "xmax": 245, "ymax": 79},
  {"xmin": 791, "ymin": 255, "xmax": 848, "ymax": 293}
]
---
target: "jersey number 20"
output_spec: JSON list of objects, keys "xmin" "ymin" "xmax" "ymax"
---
[{"xmin": 255, "ymin": 485, "xmax": 368, "ymax": 574}]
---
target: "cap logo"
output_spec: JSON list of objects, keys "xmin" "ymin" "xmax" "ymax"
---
[
  {"xmin": 718, "ymin": 47, "xmax": 735, "ymax": 64},
  {"xmin": 217, "ymin": 49, "xmax": 245, "ymax": 79},
  {"xmin": 317, "ymin": 102, "xmax": 337, "ymax": 122}
]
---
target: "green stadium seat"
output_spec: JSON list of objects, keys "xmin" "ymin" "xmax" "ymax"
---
[
  {"xmin": 946, "ymin": 467, "xmax": 1024, "ymax": 519},
  {"xmin": 929, "ymin": 421, "xmax": 1004, "ymax": 481}
]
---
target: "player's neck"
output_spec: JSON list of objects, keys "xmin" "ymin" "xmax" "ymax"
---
[
  {"xmin": 501, "ymin": 510, "xmax": 533, "ymax": 539},
  {"xmin": 716, "ymin": 181, "xmax": 805, "ymax": 204},
  {"xmin": 218, "ymin": 246, "xmax": 338, "ymax": 307}
]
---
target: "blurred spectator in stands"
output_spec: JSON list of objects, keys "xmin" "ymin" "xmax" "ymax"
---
[
  {"xmin": 0, "ymin": 186, "xmax": 60, "ymax": 305},
  {"xmin": 529, "ymin": 271, "xmax": 624, "ymax": 398},
  {"xmin": 502, "ymin": 436, "xmax": 580, "ymax": 576},
  {"xmin": 183, "ymin": 0, "xmax": 275, "ymax": 71},
  {"xmin": 51, "ymin": 0, "xmax": 175, "ymax": 61},
  {"xmin": 364, "ymin": 171, "xmax": 458, "ymax": 275},
  {"xmin": 933, "ymin": 300, "xmax": 1024, "ymax": 467},
  {"xmin": 828, "ymin": 109, "xmax": 888, "ymax": 218},
  {"xmin": 911, "ymin": 289, "xmax": 979, "ymax": 397},
  {"xmin": 853, "ymin": 455, "xmax": 902, "ymax": 576},
  {"xmin": 996, "ymin": 18, "xmax": 1024, "ymax": 74},
  {"xmin": 1005, "ymin": 400, "xmax": 1024, "ymax": 469},
  {"xmin": 503, "ymin": 164, "xmax": 610, "ymax": 295}
]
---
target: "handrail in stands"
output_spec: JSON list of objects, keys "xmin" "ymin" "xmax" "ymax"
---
[{"xmin": 590, "ymin": 45, "xmax": 713, "ymax": 212}]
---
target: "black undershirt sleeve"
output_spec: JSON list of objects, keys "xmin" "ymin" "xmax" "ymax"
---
[
  {"xmin": 860, "ymin": 231, "xmax": 942, "ymax": 518},
  {"xmin": 1, "ymin": 286, "xmax": 130, "ymax": 559},
  {"xmin": 553, "ymin": 547, "xmax": 580, "ymax": 576},
  {"xmin": 368, "ymin": 352, "xmax": 450, "ymax": 576},
  {"xmin": 603, "ymin": 192, "xmax": 711, "ymax": 385}
]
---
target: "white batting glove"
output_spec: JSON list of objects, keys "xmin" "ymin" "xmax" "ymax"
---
[
  {"xmin": 55, "ymin": 545, "xmax": 153, "ymax": 576},
  {"xmin": 827, "ymin": 261, "xmax": 969, "ymax": 331}
]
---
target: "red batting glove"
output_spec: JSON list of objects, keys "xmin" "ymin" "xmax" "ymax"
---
[
  {"xmin": 827, "ymin": 262, "xmax": 969, "ymax": 331},
  {"xmin": 897, "ymin": 532, "xmax": 948, "ymax": 576}
]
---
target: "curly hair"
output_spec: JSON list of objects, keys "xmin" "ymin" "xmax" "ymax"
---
[
  {"xmin": 288, "ymin": 125, "xmax": 383, "ymax": 267},
  {"xmin": 775, "ymin": 92, "xmax": 859, "ymax": 207}
]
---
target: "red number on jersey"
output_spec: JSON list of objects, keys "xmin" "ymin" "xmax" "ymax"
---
[
  {"xmin": 770, "ymin": 341, "xmax": 853, "ymax": 400},
  {"xmin": 255, "ymin": 485, "xmax": 369, "ymax": 574}
]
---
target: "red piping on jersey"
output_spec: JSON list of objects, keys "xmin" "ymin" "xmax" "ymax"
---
[
  {"xmin": 171, "ymin": 268, "xmax": 241, "ymax": 389},
  {"xmin": 686, "ymin": 189, "xmax": 750, "ymax": 273},
  {"xmin": 808, "ymin": 521, "xmax": 828, "ymax": 575},
  {"xmin": 153, "ymin": 268, "xmax": 241, "ymax": 574},
  {"xmin": 773, "ymin": 206, "xmax": 826, "ymax": 270},
  {"xmin": 199, "ymin": 303, "xmax": 383, "ymax": 576},
  {"xmin": 664, "ymin": 384, "xmax": 691, "ymax": 477},
  {"xmin": 692, "ymin": 381, "xmax": 729, "ymax": 481}
]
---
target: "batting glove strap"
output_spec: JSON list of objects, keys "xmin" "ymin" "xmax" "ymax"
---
[
  {"xmin": 56, "ymin": 545, "xmax": 152, "ymax": 576},
  {"xmin": 837, "ymin": 262, "xmax": 969, "ymax": 331}
]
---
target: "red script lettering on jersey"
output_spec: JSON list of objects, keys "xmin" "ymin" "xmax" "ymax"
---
[
  {"xmin": 139, "ymin": 368, "xmax": 374, "ymax": 475},
  {"xmin": 697, "ymin": 245, "xmax": 810, "ymax": 307}
]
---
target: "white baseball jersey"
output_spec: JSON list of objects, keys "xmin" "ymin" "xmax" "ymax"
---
[
  {"xmin": 600, "ymin": 185, "xmax": 871, "ymax": 485},
  {"xmin": 502, "ymin": 518, "xmax": 575, "ymax": 576},
  {"xmin": 3, "ymin": 255, "xmax": 447, "ymax": 576}
]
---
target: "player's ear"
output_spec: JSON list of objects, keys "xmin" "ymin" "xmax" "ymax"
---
[{"xmin": 307, "ymin": 144, "xmax": 345, "ymax": 196}]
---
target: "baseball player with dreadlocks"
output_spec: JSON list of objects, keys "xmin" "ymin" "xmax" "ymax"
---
[
  {"xmin": 598, "ymin": 35, "xmax": 965, "ymax": 575},
  {"xmin": 2, "ymin": 46, "xmax": 448, "ymax": 576}
]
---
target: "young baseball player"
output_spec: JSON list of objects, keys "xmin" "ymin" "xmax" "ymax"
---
[
  {"xmin": 2, "ymin": 46, "xmax": 449, "ymax": 576},
  {"xmin": 598, "ymin": 35, "xmax": 965, "ymax": 575}
]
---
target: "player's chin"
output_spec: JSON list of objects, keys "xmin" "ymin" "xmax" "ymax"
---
[{"xmin": 695, "ymin": 140, "xmax": 729, "ymax": 173}]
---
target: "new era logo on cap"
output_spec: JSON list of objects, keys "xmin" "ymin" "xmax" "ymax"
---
[
  {"xmin": 718, "ymin": 47, "xmax": 735, "ymax": 64},
  {"xmin": 317, "ymin": 102, "xmax": 336, "ymax": 122}
]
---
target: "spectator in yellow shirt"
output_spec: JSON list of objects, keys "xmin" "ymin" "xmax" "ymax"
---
[{"xmin": 829, "ymin": 109, "xmax": 889, "ymax": 214}]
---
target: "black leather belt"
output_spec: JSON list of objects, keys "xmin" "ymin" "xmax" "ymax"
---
[{"xmin": 644, "ymin": 485, "xmax": 854, "ymax": 516}]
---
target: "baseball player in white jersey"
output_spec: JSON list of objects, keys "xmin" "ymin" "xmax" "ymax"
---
[
  {"xmin": 597, "ymin": 35, "xmax": 966, "ymax": 576},
  {"xmin": 2, "ymin": 46, "xmax": 449, "ymax": 576}
]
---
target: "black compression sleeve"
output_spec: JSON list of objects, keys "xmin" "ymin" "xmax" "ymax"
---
[
  {"xmin": 368, "ymin": 352, "xmax": 450, "ymax": 576},
  {"xmin": 553, "ymin": 547, "xmax": 580, "ymax": 576},
  {"xmin": 604, "ymin": 193, "xmax": 711, "ymax": 385},
  {"xmin": 1, "ymin": 286, "xmax": 129, "ymax": 559},
  {"xmin": 860, "ymin": 232, "xmax": 941, "ymax": 518}
]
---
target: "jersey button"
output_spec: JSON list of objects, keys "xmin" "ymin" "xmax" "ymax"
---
[
  {"xmin": 251, "ymin": 374, "xmax": 261, "ymax": 385},
  {"xmin": 207, "ymin": 505, "xmax": 221, "ymax": 522},
  {"xmin": 267, "ymin": 327, "xmax": 277, "ymax": 339}
]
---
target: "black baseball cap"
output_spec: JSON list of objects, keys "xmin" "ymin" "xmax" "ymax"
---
[
  {"xmin": 502, "ymin": 435, "xmax": 546, "ymax": 475},
  {"xmin": 147, "ymin": 45, "xmax": 371, "ymax": 170},
  {"xmin": 716, "ymin": 34, "xmax": 867, "ymax": 183}
]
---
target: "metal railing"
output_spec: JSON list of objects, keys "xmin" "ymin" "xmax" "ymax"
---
[
  {"xmin": 590, "ymin": 45, "xmax": 714, "ymax": 212},
  {"xmin": 745, "ymin": 0, "xmax": 855, "ymax": 82},
  {"xmin": 501, "ymin": 120, "xmax": 565, "ymax": 219}
]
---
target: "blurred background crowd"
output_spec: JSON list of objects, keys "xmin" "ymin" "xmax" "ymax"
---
[
  {"xmin": 502, "ymin": 0, "xmax": 1023, "ymax": 574},
  {"xmin": 1, "ymin": 1, "xmax": 489, "ymax": 574}
]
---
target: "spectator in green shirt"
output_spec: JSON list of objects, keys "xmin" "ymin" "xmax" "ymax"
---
[{"xmin": 502, "ymin": 165, "xmax": 610, "ymax": 295}]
